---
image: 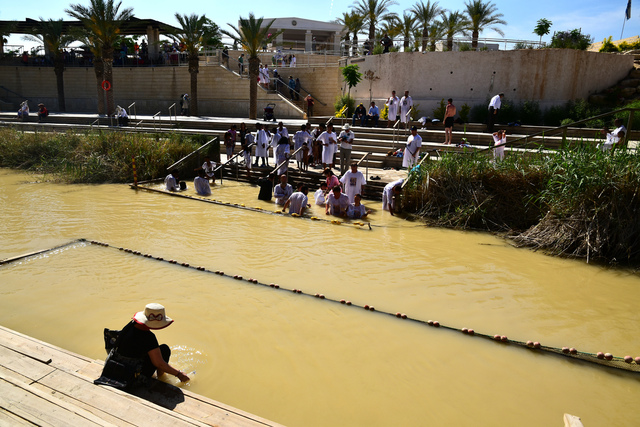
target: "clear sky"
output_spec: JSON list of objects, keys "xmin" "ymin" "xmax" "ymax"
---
[{"xmin": 1, "ymin": 0, "xmax": 638, "ymax": 49}]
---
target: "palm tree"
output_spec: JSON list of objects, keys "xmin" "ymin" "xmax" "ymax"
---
[
  {"xmin": 410, "ymin": 0, "xmax": 442, "ymax": 52},
  {"xmin": 336, "ymin": 11, "xmax": 365, "ymax": 56},
  {"xmin": 75, "ymin": 32, "xmax": 105, "ymax": 115},
  {"xmin": 222, "ymin": 14, "xmax": 281, "ymax": 119},
  {"xmin": 533, "ymin": 18, "xmax": 552, "ymax": 45},
  {"xmin": 464, "ymin": 0, "xmax": 506, "ymax": 50},
  {"xmin": 66, "ymin": 0, "xmax": 134, "ymax": 115},
  {"xmin": 440, "ymin": 11, "xmax": 470, "ymax": 51},
  {"xmin": 351, "ymin": 0, "xmax": 398, "ymax": 46},
  {"xmin": 395, "ymin": 13, "xmax": 418, "ymax": 51},
  {"xmin": 23, "ymin": 19, "xmax": 75, "ymax": 112},
  {"xmin": 426, "ymin": 19, "xmax": 445, "ymax": 51},
  {"xmin": 169, "ymin": 14, "xmax": 216, "ymax": 116}
]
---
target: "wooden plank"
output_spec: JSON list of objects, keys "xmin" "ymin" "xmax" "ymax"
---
[
  {"xmin": 0, "ymin": 407, "xmax": 38, "ymax": 425},
  {"xmin": 0, "ymin": 344, "xmax": 56, "ymax": 382},
  {"xmin": 0, "ymin": 326, "xmax": 93, "ymax": 373},
  {"xmin": 38, "ymin": 370, "xmax": 203, "ymax": 427},
  {"xmin": 0, "ymin": 375, "xmax": 110, "ymax": 426}
]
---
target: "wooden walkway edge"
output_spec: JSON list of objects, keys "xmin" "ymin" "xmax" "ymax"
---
[{"xmin": 0, "ymin": 325, "xmax": 285, "ymax": 427}]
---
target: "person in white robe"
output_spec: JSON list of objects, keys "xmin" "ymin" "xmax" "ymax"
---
[
  {"xmin": 399, "ymin": 90, "xmax": 413, "ymax": 128},
  {"xmin": 318, "ymin": 123, "xmax": 337, "ymax": 169},
  {"xmin": 385, "ymin": 90, "xmax": 400, "ymax": 127},
  {"xmin": 402, "ymin": 126, "xmax": 422, "ymax": 169},
  {"xmin": 492, "ymin": 130, "xmax": 506, "ymax": 160},
  {"xmin": 293, "ymin": 124, "xmax": 309, "ymax": 169},
  {"xmin": 382, "ymin": 179, "xmax": 404, "ymax": 215},
  {"xmin": 254, "ymin": 123, "xmax": 270, "ymax": 167}
]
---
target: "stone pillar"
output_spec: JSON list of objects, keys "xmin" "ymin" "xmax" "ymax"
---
[
  {"xmin": 333, "ymin": 31, "xmax": 341, "ymax": 55},
  {"xmin": 147, "ymin": 26, "xmax": 160, "ymax": 60},
  {"xmin": 305, "ymin": 30, "xmax": 312, "ymax": 52}
]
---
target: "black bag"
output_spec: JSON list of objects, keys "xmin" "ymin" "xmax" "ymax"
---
[
  {"xmin": 258, "ymin": 177, "xmax": 273, "ymax": 201},
  {"xmin": 95, "ymin": 322, "xmax": 147, "ymax": 389}
]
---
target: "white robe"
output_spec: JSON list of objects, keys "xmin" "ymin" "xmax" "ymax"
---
[
  {"xmin": 318, "ymin": 131, "xmax": 337, "ymax": 164},
  {"xmin": 382, "ymin": 179, "xmax": 404, "ymax": 211},
  {"xmin": 400, "ymin": 96, "xmax": 413, "ymax": 123},
  {"xmin": 493, "ymin": 134, "xmax": 505, "ymax": 160},
  {"xmin": 403, "ymin": 134, "xmax": 422, "ymax": 168},
  {"xmin": 293, "ymin": 131, "xmax": 309, "ymax": 161},
  {"xmin": 255, "ymin": 130, "xmax": 269, "ymax": 157},
  {"xmin": 386, "ymin": 96, "xmax": 399, "ymax": 120}
]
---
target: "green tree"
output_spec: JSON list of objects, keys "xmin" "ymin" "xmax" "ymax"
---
[
  {"xmin": 394, "ymin": 13, "xmax": 418, "ymax": 51},
  {"xmin": 548, "ymin": 29, "xmax": 592, "ymax": 50},
  {"xmin": 341, "ymin": 64, "xmax": 362, "ymax": 98},
  {"xmin": 426, "ymin": 19, "xmax": 445, "ymax": 51},
  {"xmin": 66, "ymin": 0, "xmax": 134, "ymax": 115},
  {"xmin": 463, "ymin": 0, "xmax": 506, "ymax": 50},
  {"xmin": 533, "ymin": 18, "xmax": 552, "ymax": 45},
  {"xmin": 440, "ymin": 10, "xmax": 469, "ymax": 51},
  {"xmin": 222, "ymin": 14, "xmax": 282, "ymax": 119},
  {"xmin": 351, "ymin": 0, "xmax": 398, "ymax": 45},
  {"xmin": 169, "ymin": 14, "xmax": 218, "ymax": 116},
  {"xmin": 74, "ymin": 31, "xmax": 105, "ymax": 115},
  {"xmin": 336, "ymin": 11, "xmax": 365, "ymax": 56},
  {"xmin": 23, "ymin": 19, "xmax": 76, "ymax": 112},
  {"xmin": 410, "ymin": 0, "xmax": 443, "ymax": 52}
]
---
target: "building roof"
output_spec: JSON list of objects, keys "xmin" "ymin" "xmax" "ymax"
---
[
  {"xmin": 0, "ymin": 17, "xmax": 180, "ymax": 36},
  {"xmin": 264, "ymin": 17, "xmax": 345, "ymax": 33}
]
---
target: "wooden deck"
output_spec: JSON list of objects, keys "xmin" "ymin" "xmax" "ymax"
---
[{"xmin": 0, "ymin": 325, "xmax": 284, "ymax": 426}]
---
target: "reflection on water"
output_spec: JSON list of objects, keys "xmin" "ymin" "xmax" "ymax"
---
[{"xmin": 1, "ymin": 169, "xmax": 639, "ymax": 427}]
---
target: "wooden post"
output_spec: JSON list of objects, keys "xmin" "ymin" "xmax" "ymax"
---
[{"xmin": 132, "ymin": 157, "xmax": 138, "ymax": 187}]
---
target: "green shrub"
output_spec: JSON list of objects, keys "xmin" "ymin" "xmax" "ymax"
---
[
  {"xmin": 334, "ymin": 94, "xmax": 355, "ymax": 117},
  {"xmin": 459, "ymin": 103, "xmax": 470, "ymax": 123},
  {"xmin": 599, "ymin": 36, "xmax": 620, "ymax": 53},
  {"xmin": 432, "ymin": 98, "xmax": 446, "ymax": 120}
]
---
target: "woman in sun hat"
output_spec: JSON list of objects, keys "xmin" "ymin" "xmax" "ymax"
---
[{"xmin": 116, "ymin": 303, "xmax": 190, "ymax": 383}]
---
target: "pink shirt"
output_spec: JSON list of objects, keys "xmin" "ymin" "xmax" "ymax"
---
[{"xmin": 326, "ymin": 175, "xmax": 340, "ymax": 190}]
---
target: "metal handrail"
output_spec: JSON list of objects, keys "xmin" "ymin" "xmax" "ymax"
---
[
  {"xmin": 135, "ymin": 120, "xmax": 144, "ymax": 128},
  {"xmin": 478, "ymin": 107, "xmax": 637, "ymax": 154},
  {"xmin": 127, "ymin": 102, "xmax": 136, "ymax": 120},
  {"xmin": 356, "ymin": 152, "xmax": 373, "ymax": 181},
  {"xmin": 168, "ymin": 103, "xmax": 176, "ymax": 125},
  {"xmin": 167, "ymin": 137, "xmax": 218, "ymax": 171},
  {"xmin": 152, "ymin": 111, "xmax": 161, "ymax": 132},
  {"xmin": 392, "ymin": 120, "xmax": 401, "ymax": 150},
  {"xmin": 269, "ymin": 145, "xmax": 304, "ymax": 176},
  {"xmin": 214, "ymin": 142, "xmax": 256, "ymax": 183},
  {"xmin": 90, "ymin": 118, "xmax": 100, "ymax": 129}
]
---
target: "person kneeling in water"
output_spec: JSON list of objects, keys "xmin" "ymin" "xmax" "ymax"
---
[{"xmin": 97, "ymin": 303, "xmax": 190, "ymax": 388}]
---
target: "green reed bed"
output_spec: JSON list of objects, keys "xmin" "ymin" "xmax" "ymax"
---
[
  {"xmin": 0, "ymin": 128, "xmax": 203, "ymax": 183},
  {"xmin": 404, "ymin": 145, "xmax": 640, "ymax": 265}
]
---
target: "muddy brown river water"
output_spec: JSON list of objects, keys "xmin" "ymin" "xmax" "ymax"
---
[{"xmin": 1, "ymin": 169, "xmax": 639, "ymax": 426}]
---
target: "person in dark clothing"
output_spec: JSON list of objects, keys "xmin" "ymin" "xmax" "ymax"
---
[{"xmin": 116, "ymin": 303, "xmax": 190, "ymax": 382}]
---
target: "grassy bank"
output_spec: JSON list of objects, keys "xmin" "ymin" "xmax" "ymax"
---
[
  {"xmin": 0, "ymin": 128, "xmax": 212, "ymax": 183},
  {"xmin": 403, "ymin": 146, "xmax": 640, "ymax": 266}
]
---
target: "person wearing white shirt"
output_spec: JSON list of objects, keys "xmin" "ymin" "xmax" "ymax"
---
[
  {"xmin": 492, "ymin": 129, "xmax": 506, "ymax": 160},
  {"xmin": 194, "ymin": 170, "xmax": 211, "ymax": 196},
  {"xmin": 254, "ymin": 123, "xmax": 270, "ymax": 167},
  {"xmin": 340, "ymin": 162, "xmax": 367, "ymax": 203},
  {"xmin": 385, "ymin": 90, "xmax": 400, "ymax": 127},
  {"xmin": 382, "ymin": 179, "xmax": 404, "ymax": 215},
  {"xmin": 399, "ymin": 90, "xmax": 413, "ymax": 128},
  {"xmin": 347, "ymin": 194, "xmax": 371, "ymax": 219},
  {"xmin": 318, "ymin": 123, "xmax": 337, "ymax": 169},
  {"xmin": 164, "ymin": 170, "xmax": 181, "ymax": 191},
  {"xmin": 202, "ymin": 157, "xmax": 217, "ymax": 183},
  {"xmin": 282, "ymin": 185, "xmax": 309, "ymax": 215},
  {"xmin": 403, "ymin": 126, "xmax": 422, "ymax": 169},
  {"xmin": 325, "ymin": 185, "xmax": 350, "ymax": 217},
  {"xmin": 293, "ymin": 124, "xmax": 309, "ymax": 169},
  {"xmin": 273, "ymin": 174, "xmax": 293, "ymax": 205},
  {"xmin": 487, "ymin": 92, "xmax": 504, "ymax": 133},
  {"xmin": 599, "ymin": 118, "xmax": 627, "ymax": 151},
  {"xmin": 314, "ymin": 182, "xmax": 328, "ymax": 205},
  {"xmin": 338, "ymin": 123, "xmax": 355, "ymax": 174}
]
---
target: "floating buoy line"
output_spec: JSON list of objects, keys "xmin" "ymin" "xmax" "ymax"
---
[
  {"xmin": 3, "ymin": 238, "xmax": 639, "ymax": 375},
  {"xmin": 130, "ymin": 184, "xmax": 375, "ymax": 230}
]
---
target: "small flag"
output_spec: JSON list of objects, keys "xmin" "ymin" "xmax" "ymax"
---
[{"xmin": 626, "ymin": 0, "xmax": 632, "ymax": 20}]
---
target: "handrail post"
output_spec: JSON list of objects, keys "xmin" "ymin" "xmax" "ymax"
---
[
  {"xmin": 128, "ymin": 102, "xmax": 136, "ymax": 120},
  {"xmin": 626, "ymin": 110, "xmax": 634, "ymax": 149}
]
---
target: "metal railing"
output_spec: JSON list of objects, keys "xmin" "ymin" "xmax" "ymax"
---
[
  {"xmin": 151, "ymin": 111, "xmax": 161, "ymax": 132},
  {"xmin": 167, "ymin": 137, "xmax": 218, "ymax": 171},
  {"xmin": 213, "ymin": 143, "xmax": 256, "ymax": 183},
  {"xmin": 269, "ymin": 145, "xmax": 304, "ymax": 177},
  {"xmin": 356, "ymin": 152, "xmax": 373, "ymax": 181},
  {"xmin": 168, "ymin": 103, "xmax": 177, "ymax": 125},
  {"xmin": 477, "ymin": 107, "xmax": 637, "ymax": 154},
  {"xmin": 127, "ymin": 102, "xmax": 136, "ymax": 120}
]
